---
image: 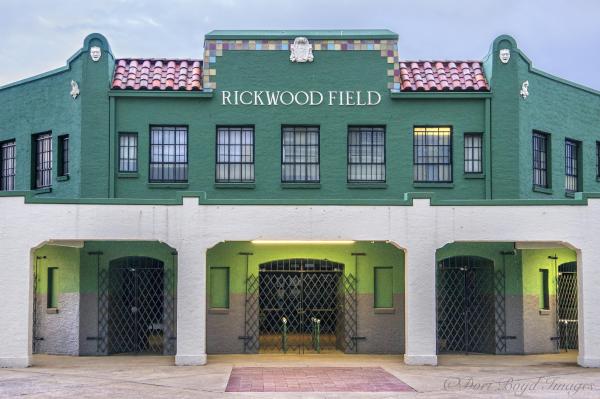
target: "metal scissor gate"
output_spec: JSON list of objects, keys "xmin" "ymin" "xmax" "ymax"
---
[
  {"xmin": 243, "ymin": 258, "xmax": 357, "ymax": 354},
  {"xmin": 437, "ymin": 256, "xmax": 496, "ymax": 354},
  {"xmin": 557, "ymin": 261, "xmax": 578, "ymax": 350},
  {"xmin": 98, "ymin": 257, "xmax": 176, "ymax": 355}
]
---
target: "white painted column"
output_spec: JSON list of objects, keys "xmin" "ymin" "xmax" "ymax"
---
[
  {"xmin": 174, "ymin": 240, "xmax": 208, "ymax": 366},
  {"xmin": 577, "ymin": 245, "xmax": 600, "ymax": 367},
  {"xmin": 0, "ymin": 243, "xmax": 32, "ymax": 367}
]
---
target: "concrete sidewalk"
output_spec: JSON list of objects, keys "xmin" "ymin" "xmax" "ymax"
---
[{"xmin": 1, "ymin": 352, "xmax": 598, "ymax": 398}]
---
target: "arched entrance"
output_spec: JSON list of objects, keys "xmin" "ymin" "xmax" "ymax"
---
[
  {"xmin": 103, "ymin": 256, "xmax": 175, "ymax": 355},
  {"xmin": 557, "ymin": 261, "xmax": 578, "ymax": 350},
  {"xmin": 253, "ymin": 258, "xmax": 354, "ymax": 353},
  {"xmin": 436, "ymin": 256, "xmax": 495, "ymax": 354}
]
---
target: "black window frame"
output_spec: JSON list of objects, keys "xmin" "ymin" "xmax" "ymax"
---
[
  {"xmin": 32, "ymin": 132, "xmax": 52, "ymax": 189},
  {"xmin": 532, "ymin": 131, "xmax": 550, "ymax": 188},
  {"xmin": 347, "ymin": 125, "xmax": 386, "ymax": 183},
  {"xmin": 463, "ymin": 132, "xmax": 483, "ymax": 174},
  {"xmin": 281, "ymin": 125, "xmax": 320, "ymax": 183},
  {"xmin": 413, "ymin": 126, "xmax": 453, "ymax": 183},
  {"xmin": 539, "ymin": 268, "xmax": 549, "ymax": 310},
  {"xmin": 58, "ymin": 134, "xmax": 69, "ymax": 177},
  {"xmin": 596, "ymin": 141, "xmax": 600, "ymax": 180},
  {"xmin": 118, "ymin": 132, "xmax": 138, "ymax": 173},
  {"xmin": 215, "ymin": 125, "xmax": 255, "ymax": 183},
  {"xmin": 149, "ymin": 125, "xmax": 188, "ymax": 183},
  {"xmin": 565, "ymin": 138, "xmax": 580, "ymax": 193},
  {"xmin": 0, "ymin": 139, "xmax": 16, "ymax": 191}
]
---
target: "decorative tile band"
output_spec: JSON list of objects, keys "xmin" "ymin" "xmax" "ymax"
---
[{"xmin": 202, "ymin": 39, "xmax": 401, "ymax": 92}]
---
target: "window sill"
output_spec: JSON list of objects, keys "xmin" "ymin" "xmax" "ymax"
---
[
  {"xmin": 533, "ymin": 186, "xmax": 553, "ymax": 195},
  {"xmin": 214, "ymin": 182, "xmax": 256, "ymax": 189},
  {"xmin": 56, "ymin": 175, "xmax": 69, "ymax": 182},
  {"xmin": 597, "ymin": 176, "xmax": 600, "ymax": 182},
  {"xmin": 281, "ymin": 182, "xmax": 321, "ymax": 189},
  {"xmin": 565, "ymin": 191, "xmax": 576, "ymax": 198},
  {"xmin": 208, "ymin": 308, "xmax": 229, "ymax": 315},
  {"xmin": 46, "ymin": 308, "xmax": 59, "ymax": 314},
  {"xmin": 374, "ymin": 307, "xmax": 395, "ymax": 314},
  {"xmin": 464, "ymin": 173, "xmax": 485, "ymax": 179},
  {"xmin": 347, "ymin": 182, "xmax": 388, "ymax": 189},
  {"xmin": 147, "ymin": 182, "xmax": 189, "ymax": 189},
  {"xmin": 33, "ymin": 187, "xmax": 52, "ymax": 194},
  {"xmin": 413, "ymin": 182, "xmax": 454, "ymax": 189},
  {"xmin": 539, "ymin": 309, "xmax": 550, "ymax": 316},
  {"xmin": 118, "ymin": 172, "xmax": 139, "ymax": 179}
]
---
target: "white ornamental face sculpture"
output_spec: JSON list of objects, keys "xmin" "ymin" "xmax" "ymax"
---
[
  {"xmin": 90, "ymin": 46, "xmax": 102, "ymax": 62},
  {"xmin": 499, "ymin": 49, "xmax": 510, "ymax": 64},
  {"xmin": 70, "ymin": 80, "xmax": 80, "ymax": 99},
  {"xmin": 290, "ymin": 37, "xmax": 314, "ymax": 63},
  {"xmin": 520, "ymin": 80, "xmax": 529, "ymax": 99}
]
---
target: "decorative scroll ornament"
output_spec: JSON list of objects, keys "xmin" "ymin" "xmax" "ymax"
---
[
  {"xmin": 520, "ymin": 80, "xmax": 529, "ymax": 99},
  {"xmin": 70, "ymin": 80, "xmax": 80, "ymax": 99},
  {"xmin": 290, "ymin": 37, "xmax": 314, "ymax": 63},
  {"xmin": 499, "ymin": 49, "xmax": 510, "ymax": 64},
  {"xmin": 90, "ymin": 46, "xmax": 102, "ymax": 62}
]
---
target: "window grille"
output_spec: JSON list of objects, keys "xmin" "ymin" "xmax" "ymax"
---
[
  {"xmin": 464, "ymin": 133, "xmax": 482, "ymax": 174},
  {"xmin": 34, "ymin": 133, "xmax": 52, "ymax": 189},
  {"xmin": 413, "ymin": 126, "xmax": 452, "ymax": 182},
  {"xmin": 565, "ymin": 139, "xmax": 579, "ymax": 193},
  {"xmin": 58, "ymin": 135, "xmax": 69, "ymax": 176},
  {"xmin": 596, "ymin": 141, "xmax": 600, "ymax": 179},
  {"xmin": 281, "ymin": 126, "xmax": 319, "ymax": 182},
  {"xmin": 532, "ymin": 132, "xmax": 549, "ymax": 188},
  {"xmin": 119, "ymin": 133, "xmax": 138, "ymax": 173},
  {"xmin": 0, "ymin": 140, "xmax": 16, "ymax": 191},
  {"xmin": 149, "ymin": 126, "xmax": 188, "ymax": 182},
  {"xmin": 347, "ymin": 126, "xmax": 385, "ymax": 182},
  {"xmin": 216, "ymin": 126, "xmax": 254, "ymax": 183}
]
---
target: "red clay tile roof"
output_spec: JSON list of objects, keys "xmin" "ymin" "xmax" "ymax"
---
[
  {"xmin": 399, "ymin": 61, "xmax": 489, "ymax": 92},
  {"xmin": 112, "ymin": 59, "xmax": 202, "ymax": 91}
]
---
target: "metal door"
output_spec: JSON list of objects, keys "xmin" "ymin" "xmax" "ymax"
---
[
  {"xmin": 103, "ymin": 257, "xmax": 175, "ymax": 355},
  {"xmin": 557, "ymin": 262, "xmax": 578, "ymax": 350},
  {"xmin": 243, "ymin": 259, "xmax": 355, "ymax": 354},
  {"xmin": 437, "ymin": 256, "xmax": 496, "ymax": 354}
]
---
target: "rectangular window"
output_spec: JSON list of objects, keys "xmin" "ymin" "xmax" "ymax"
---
[
  {"xmin": 532, "ymin": 132, "xmax": 549, "ymax": 188},
  {"xmin": 58, "ymin": 135, "xmax": 69, "ymax": 177},
  {"xmin": 565, "ymin": 139, "xmax": 579, "ymax": 193},
  {"xmin": 119, "ymin": 133, "xmax": 138, "ymax": 173},
  {"xmin": 464, "ymin": 133, "xmax": 482, "ymax": 174},
  {"xmin": 33, "ymin": 132, "xmax": 52, "ymax": 189},
  {"xmin": 47, "ymin": 267, "xmax": 59, "ymax": 309},
  {"xmin": 0, "ymin": 140, "xmax": 16, "ymax": 191},
  {"xmin": 413, "ymin": 126, "xmax": 452, "ymax": 182},
  {"xmin": 596, "ymin": 141, "xmax": 600, "ymax": 179},
  {"xmin": 149, "ymin": 126, "xmax": 188, "ymax": 182},
  {"xmin": 374, "ymin": 267, "xmax": 393, "ymax": 308},
  {"xmin": 347, "ymin": 126, "xmax": 386, "ymax": 182},
  {"xmin": 281, "ymin": 126, "xmax": 320, "ymax": 182},
  {"xmin": 539, "ymin": 269, "xmax": 549, "ymax": 310},
  {"xmin": 209, "ymin": 267, "xmax": 229, "ymax": 308},
  {"xmin": 216, "ymin": 126, "xmax": 255, "ymax": 183}
]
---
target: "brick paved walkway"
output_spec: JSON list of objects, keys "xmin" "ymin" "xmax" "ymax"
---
[{"xmin": 225, "ymin": 366, "xmax": 415, "ymax": 392}]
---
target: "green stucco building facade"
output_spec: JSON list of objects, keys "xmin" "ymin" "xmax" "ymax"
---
[{"xmin": 0, "ymin": 30, "xmax": 598, "ymax": 368}]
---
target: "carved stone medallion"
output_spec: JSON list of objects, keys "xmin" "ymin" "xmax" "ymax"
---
[
  {"xmin": 90, "ymin": 46, "xmax": 102, "ymax": 62},
  {"xmin": 290, "ymin": 37, "xmax": 314, "ymax": 63}
]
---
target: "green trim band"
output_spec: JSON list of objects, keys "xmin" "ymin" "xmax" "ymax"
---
[{"xmin": 205, "ymin": 29, "xmax": 398, "ymax": 40}]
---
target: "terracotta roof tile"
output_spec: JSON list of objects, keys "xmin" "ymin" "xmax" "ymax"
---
[
  {"xmin": 399, "ymin": 61, "xmax": 489, "ymax": 92},
  {"xmin": 112, "ymin": 59, "xmax": 202, "ymax": 91}
]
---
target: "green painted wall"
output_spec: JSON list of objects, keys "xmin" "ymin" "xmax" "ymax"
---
[
  {"xmin": 520, "ymin": 247, "xmax": 577, "ymax": 296},
  {"xmin": 206, "ymin": 241, "xmax": 404, "ymax": 297},
  {"xmin": 1, "ymin": 32, "xmax": 600, "ymax": 203},
  {"xmin": 79, "ymin": 241, "xmax": 176, "ymax": 294},
  {"xmin": 34, "ymin": 245, "xmax": 81, "ymax": 294}
]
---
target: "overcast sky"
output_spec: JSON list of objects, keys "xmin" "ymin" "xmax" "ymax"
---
[{"xmin": 1, "ymin": 0, "xmax": 599, "ymax": 89}]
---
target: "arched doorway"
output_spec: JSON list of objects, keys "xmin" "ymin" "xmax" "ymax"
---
[
  {"xmin": 104, "ymin": 256, "xmax": 175, "ymax": 355},
  {"xmin": 436, "ymin": 256, "xmax": 495, "ymax": 354},
  {"xmin": 254, "ymin": 258, "xmax": 353, "ymax": 353},
  {"xmin": 557, "ymin": 261, "xmax": 578, "ymax": 350}
]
